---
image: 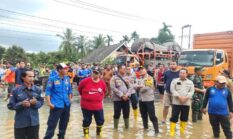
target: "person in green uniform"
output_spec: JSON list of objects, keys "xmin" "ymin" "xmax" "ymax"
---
[{"xmin": 190, "ymin": 67, "xmax": 206, "ymax": 122}]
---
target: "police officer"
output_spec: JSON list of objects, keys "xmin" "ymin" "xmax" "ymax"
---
[
  {"xmin": 44, "ymin": 63, "xmax": 73, "ymax": 139},
  {"xmin": 8, "ymin": 69, "xmax": 44, "ymax": 139},
  {"xmin": 190, "ymin": 67, "xmax": 206, "ymax": 122},
  {"xmin": 137, "ymin": 67, "xmax": 159, "ymax": 134},
  {"xmin": 110, "ymin": 64, "xmax": 133, "ymax": 129}
]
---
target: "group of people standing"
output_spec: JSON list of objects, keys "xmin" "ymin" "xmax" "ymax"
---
[{"xmin": 3, "ymin": 59, "xmax": 233, "ymax": 139}]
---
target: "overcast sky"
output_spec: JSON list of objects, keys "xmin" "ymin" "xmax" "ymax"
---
[{"xmin": 0, "ymin": 0, "xmax": 232, "ymax": 52}]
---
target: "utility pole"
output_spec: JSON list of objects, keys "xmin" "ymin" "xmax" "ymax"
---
[{"xmin": 181, "ymin": 24, "xmax": 192, "ymax": 49}]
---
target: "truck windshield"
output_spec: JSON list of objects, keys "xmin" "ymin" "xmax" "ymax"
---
[
  {"xmin": 178, "ymin": 51, "xmax": 214, "ymax": 66},
  {"xmin": 115, "ymin": 56, "xmax": 126, "ymax": 65}
]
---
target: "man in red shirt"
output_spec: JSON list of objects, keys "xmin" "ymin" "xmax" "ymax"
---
[{"xmin": 78, "ymin": 69, "xmax": 106, "ymax": 137}]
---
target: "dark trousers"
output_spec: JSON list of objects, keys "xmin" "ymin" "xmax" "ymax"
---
[
  {"xmin": 130, "ymin": 93, "xmax": 138, "ymax": 110},
  {"xmin": 7, "ymin": 83, "xmax": 15, "ymax": 98},
  {"xmin": 113, "ymin": 101, "xmax": 130, "ymax": 119},
  {"xmin": 209, "ymin": 114, "xmax": 232, "ymax": 138},
  {"xmin": 139, "ymin": 101, "xmax": 158, "ymax": 129},
  {"xmin": 14, "ymin": 125, "xmax": 39, "ymax": 139},
  {"xmin": 44, "ymin": 106, "xmax": 70, "ymax": 139},
  {"xmin": 170, "ymin": 105, "xmax": 190, "ymax": 123},
  {"xmin": 82, "ymin": 108, "xmax": 104, "ymax": 127}
]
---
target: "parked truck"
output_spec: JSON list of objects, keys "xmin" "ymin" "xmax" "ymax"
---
[{"xmin": 178, "ymin": 31, "xmax": 233, "ymax": 87}]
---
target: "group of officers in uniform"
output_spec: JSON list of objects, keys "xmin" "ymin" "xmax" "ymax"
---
[{"xmin": 6, "ymin": 61, "xmax": 233, "ymax": 139}]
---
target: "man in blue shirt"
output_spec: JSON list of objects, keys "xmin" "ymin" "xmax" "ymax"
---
[
  {"xmin": 8, "ymin": 69, "xmax": 44, "ymax": 139},
  {"xmin": 202, "ymin": 75, "xmax": 233, "ymax": 139},
  {"xmin": 162, "ymin": 61, "xmax": 179, "ymax": 123},
  {"xmin": 15, "ymin": 60, "xmax": 26, "ymax": 86},
  {"xmin": 44, "ymin": 63, "xmax": 73, "ymax": 139},
  {"xmin": 78, "ymin": 64, "xmax": 91, "ymax": 81}
]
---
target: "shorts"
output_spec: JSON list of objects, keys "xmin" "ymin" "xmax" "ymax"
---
[
  {"xmin": 163, "ymin": 92, "xmax": 172, "ymax": 107},
  {"xmin": 157, "ymin": 85, "xmax": 165, "ymax": 95}
]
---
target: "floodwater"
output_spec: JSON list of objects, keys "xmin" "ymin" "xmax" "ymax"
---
[{"xmin": 0, "ymin": 89, "xmax": 229, "ymax": 139}]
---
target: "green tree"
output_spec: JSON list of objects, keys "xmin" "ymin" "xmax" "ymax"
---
[
  {"xmin": 131, "ymin": 31, "xmax": 140, "ymax": 41},
  {"xmin": 77, "ymin": 35, "xmax": 88, "ymax": 58},
  {"xmin": 4, "ymin": 45, "xmax": 27, "ymax": 64},
  {"xmin": 106, "ymin": 35, "xmax": 113, "ymax": 46},
  {"xmin": 92, "ymin": 34, "xmax": 106, "ymax": 49},
  {"xmin": 57, "ymin": 28, "xmax": 78, "ymax": 56},
  {"xmin": 0, "ymin": 45, "xmax": 5, "ymax": 61},
  {"xmin": 151, "ymin": 22, "xmax": 174, "ymax": 44},
  {"xmin": 120, "ymin": 35, "xmax": 131, "ymax": 44}
]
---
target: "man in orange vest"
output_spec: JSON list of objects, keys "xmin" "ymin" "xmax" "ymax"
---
[{"xmin": 2, "ymin": 61, "xmax": 15, "ymax": 101}]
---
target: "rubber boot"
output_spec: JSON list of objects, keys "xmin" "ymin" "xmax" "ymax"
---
[
  {"xmin": 114, "ymin": 119, "xmax": 119, "ymax": 129},
  {"xmin": 133, "ymin": 109, "xmax": 138, "ymax": 120},
  {"xmin": 197, "ymin": 111, "xmax": 203, "ymax": 120},
  {"xmin": 96, "ymin": 125, "xmax": 103, "ymax": 136},
  {"xmin": 180, "ymin": 121, "xmax": 187, "ymax": 134},
  {"xmin": 153, "ymin": 120, "xmax": 159, "ymax": 134},
  {"xmin": 170, "ymin": 122, "xmax": 176, "ymax": 136},
  {"xmin": 124, "ymin": 118, "xmax": 129, "ymax": 129},
  {"xmin": 192, "ymin": 111, "xmax": 198, "ymax": 122},
  {"xmin": 83, "ymin": 127, "xmax": 89, "ymax": 138},
  {"xmin": 142, "ymin": 118, "xmax": 148, "ymax": 129}
]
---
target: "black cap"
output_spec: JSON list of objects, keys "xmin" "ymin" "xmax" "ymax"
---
[
  {"xmin": 194, "ymin": 66, "xmax": 203, "ymax": 72},
  {"xmin": 138, "ymin": 66, "xmax": 145, "ymax": 70}
]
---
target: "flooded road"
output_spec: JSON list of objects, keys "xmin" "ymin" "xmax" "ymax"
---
[{"xmin": 0, "ymin": 91, "xmax": 228, "ymax": 139}]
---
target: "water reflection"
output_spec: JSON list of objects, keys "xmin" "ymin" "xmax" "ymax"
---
[{"xmin": 0, "ymin": 93, "xmax": 226, "ymax": 139}]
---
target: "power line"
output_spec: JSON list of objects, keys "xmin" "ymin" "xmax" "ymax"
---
[
  {"xmin": 0, "ymin": 22, "xmax": 63, "ymax": 34},
  {"xmin": 0, "ymin": 35, "xmax": 59, "ymax": 43},
  {"xmin": 69, "ymin": 0, "xmax": 161, "ymax": 22},
  {"xmin": 0, "ymin": 8, "xmax": 126, "ymax": 34},
  {"xmin": 54, "ymin": 0, "xmax": 150, "ymax": 22},
  {"xmin": 0, "ymin": 15, "xmax": 102, "ymax": 35},
  {"xmin": 0, "ymin": 28, "xmax": 57, "ymax": 37}
]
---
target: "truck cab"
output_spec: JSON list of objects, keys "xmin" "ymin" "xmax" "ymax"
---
[
  {"xmin": 178, "ymin": 49, "xmax": 228, "ymax": 87},
  {"xmin": 115, "ymin": 54, "xmax": 142, "ymax": 67}
]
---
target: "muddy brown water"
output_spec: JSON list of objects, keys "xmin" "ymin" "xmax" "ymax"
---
[{"xmin": 0, "ymin": 91, "xmax": 229, "ymax": 139}]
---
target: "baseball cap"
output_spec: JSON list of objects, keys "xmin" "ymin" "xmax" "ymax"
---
[
  {"xmin": 57, "ymin": 63, "xmax": 69, "ymax": 70},
  {"xmin": 216, "ymin": 75, "xmax": 227, "ymax": 83}
]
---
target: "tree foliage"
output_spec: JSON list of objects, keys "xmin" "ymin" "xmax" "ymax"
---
[
  {"xmin": 151, "ymin": 22, "xmax": 174, "ymax": 44},
  {"xmin": 4, "ymin": 45, "xmax": 27, "ymax": 64}
]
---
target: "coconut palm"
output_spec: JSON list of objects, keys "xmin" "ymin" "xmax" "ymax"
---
[
  {"xmin": 57, "ymin": 28, "xmax": 77, "ymax": 55},
  {"xmin": 120, "ymin": 35, "xmax": 131, "ymax": 44},
  {"xmin": 77, "ymin": 35, "xmax": 88, "ymax": 58},
  {"xmin": 92, "ymin": 34, "xmax": 106, "ymax": 49},
  {"xmin": 106, "ymin": 35, "xmax": 113, "ymax": 46},
  {"xmin": 131, "ymin": 31, "xmax": 139, "ymax": 41}
]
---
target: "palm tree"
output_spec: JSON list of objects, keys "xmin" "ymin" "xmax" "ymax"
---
[
  {"xmin": 131, "ymin": 31, "xmax": 139, "ymax": 41},
  {"xmin": 77, "ymin": 35, "xmax": 88, "ymax": 58},
  {"xmin": 92, "ymin": 34, "xmax": 106, "ymax": 49},
  {"xmin": 151, "ymin": 22, "xmax": 174, "ymax": 44},
  {"xmin": 106, "ymin": 35, "xmax": 113, "ymax": 46},
  {"xmin": 159, "ymin": 22, "xmax": 172, "ymax": 35},
  {"xmin": 120, "ymin": 35, "xmax": 130, "ymax": 44},
  {"xmin": 57, "ymin": 28, "xmax": 77, "ymax": 55}
]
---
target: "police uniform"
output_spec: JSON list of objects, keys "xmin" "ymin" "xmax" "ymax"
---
[
  {"xmin": 138, "ymin": 74, "xmax": 159, "ymax": 133},
  {"xmin": 110, "ymin": 74, "xmax": 133, "ymax": 129},
  {"xmin": 8, "ymin": 85, "xmax": 44, "ymax": 139},
  {"xmin": 44, "ymin": 74, "xmax": 72, "ymax": 139},
  {"xmin": 190, "ymin": 67, "xmax": 205, "ymax": 122}
]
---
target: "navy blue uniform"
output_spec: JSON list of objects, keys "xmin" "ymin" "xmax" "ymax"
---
[
  {"xmin": 44, "ymin": 74, "xmax": 72, "ymax": 139},
  {"xmin": 8, "ymin": 85, "xmax": 44, "ymax": 139}
]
